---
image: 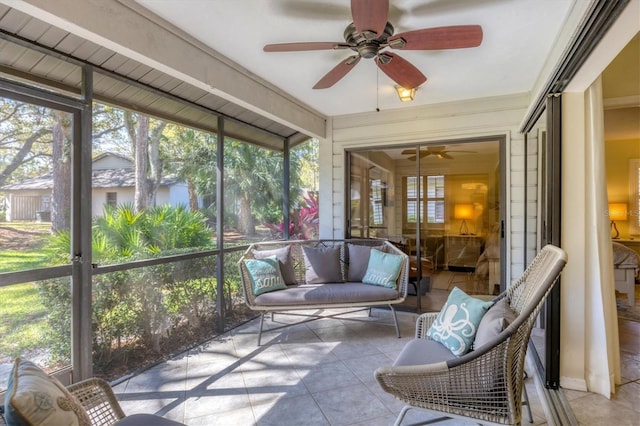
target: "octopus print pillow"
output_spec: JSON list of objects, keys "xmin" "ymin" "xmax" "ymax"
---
[{"xmin": 426, "ymin": 287, "xmax": 493, "ymax": 356}]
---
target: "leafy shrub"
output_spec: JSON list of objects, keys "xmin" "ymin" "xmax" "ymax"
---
[
  {"xmin": 38, "ymin": 204, "xmax": 245, "ymax": 372},
  {"xmin": 266, "ymin": 190, "xmax": 318, "ymax": 240}
]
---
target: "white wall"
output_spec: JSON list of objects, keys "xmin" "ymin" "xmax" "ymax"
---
[{"xmin": 168, "ymin": 183, "xmax": 190, "ymax": 207}]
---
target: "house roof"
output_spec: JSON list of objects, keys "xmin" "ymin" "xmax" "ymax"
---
[
  {"xmin": 1, "ymin": 169, "xmax": 180, "ymax": 191},
  {"xmin": 1, "ymin": 152, "xmax": 181, "ymax": 191}
]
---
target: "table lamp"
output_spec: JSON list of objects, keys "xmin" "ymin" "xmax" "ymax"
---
[
  {"xmin": 454, "ymin": 203, "xmax": 474, "ymax": 235},
  {"xmin": 608, "ymin": 203, "xmax": 627, "ymax": 239}
]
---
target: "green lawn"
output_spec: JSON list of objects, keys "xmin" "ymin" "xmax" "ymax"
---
[
  {"xmin": 0, "ymin": 250, "xmax": 50, "ymax": 273},
  {"xmin": 0, "ymin": 283, "xmax": 51, "ymax": 360}
]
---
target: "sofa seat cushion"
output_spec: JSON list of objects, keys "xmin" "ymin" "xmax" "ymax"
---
[
  {"xmin": 393, "ymin": 338, "xmax": 457, "ymax": 366},
  {"xmin": 253, "ymin": 282, "xmax": 399, "ymax": 306}
]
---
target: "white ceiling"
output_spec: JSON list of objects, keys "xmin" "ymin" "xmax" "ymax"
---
[{"xmin": 135, "ymin": 0, "xmax": 575, "ymax": 117}]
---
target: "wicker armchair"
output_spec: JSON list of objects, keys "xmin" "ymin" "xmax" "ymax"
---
[
  {"xmin": 67, "ymin": 377, "xmax": 185, "ymax": 426},
  {"xmin": 375, "ymin": 244, "xmax": 567, "ymax": 426}
]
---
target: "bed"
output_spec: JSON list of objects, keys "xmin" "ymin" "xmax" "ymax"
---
[{"xmin": 613, "ymin": 241, "xmax": 640, "ymax": 307}]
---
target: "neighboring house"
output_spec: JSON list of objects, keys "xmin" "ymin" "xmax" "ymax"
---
[{"xmin": 0, "ymin": 152, "xmax": 190, "ymax": 222}]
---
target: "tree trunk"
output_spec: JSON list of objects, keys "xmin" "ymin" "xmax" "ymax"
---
[
  {"xmin": 239, "ymin": 195, "xmax": 255, "ymax": 235},
  {"xmin": 133, "ymin": 114, "xmax": 149, "ymax": 212},
  {"xmin": 187, "ymin": 179, "xmax": 199, "ymax": 211},
  {"xmin": 51, "ymin": 111, "xmax": 71, "ymax": 233},
  {"xmin": 147, "ymin": 121, "xmax": 166, "ymax": 207}
]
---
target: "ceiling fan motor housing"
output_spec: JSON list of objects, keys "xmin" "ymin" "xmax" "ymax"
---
[{"xmin": 344, "ymin": 22, "xmax": 394, "ymax": 59}]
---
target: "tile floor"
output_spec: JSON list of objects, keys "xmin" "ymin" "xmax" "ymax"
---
[
  {"xmin": 112, "ymin": 308, "xmax": 548, "ymax": 425},
  {"xmin": 111, "ymin": 275, "xmax": 640, "ymax": 425},
  {"xmin": 562, "ymin": 283, "xmax": 640, "ymax": 426}
]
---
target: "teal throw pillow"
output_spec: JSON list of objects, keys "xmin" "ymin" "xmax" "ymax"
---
[
  {"xmin": 362, "ymin": 248, "xmax": 404, "ymax": 288},
  {"xmin": 426, "ymin": 287, "xmax": 493, "ymax": 356},
  {"xmin": 244, "ymin": 257, "xmax": 286, "ymax": 296}
]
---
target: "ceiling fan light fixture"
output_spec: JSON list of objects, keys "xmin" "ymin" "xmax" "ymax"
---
[{"xmin": 395, "ymin": 85, "xmax": 416, "ymax": 102}]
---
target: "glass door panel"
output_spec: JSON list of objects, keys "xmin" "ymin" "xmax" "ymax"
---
[{"xmin": 347, "ymin": 139, "xmax": 503, "ymax": 313}]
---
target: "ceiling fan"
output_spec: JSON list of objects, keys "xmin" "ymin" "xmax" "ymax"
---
[
  {"xmin": 401, "ymin": 146, "xmax": 476, "ymax": 161},
  {"xmin": 263, "ymin": 0, "xmax": 483, "ymax": 90}
]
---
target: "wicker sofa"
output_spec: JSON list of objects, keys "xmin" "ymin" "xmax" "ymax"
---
[{"xmin": 238, "ymin": 239, "xmax": 409, "ymax": 345}]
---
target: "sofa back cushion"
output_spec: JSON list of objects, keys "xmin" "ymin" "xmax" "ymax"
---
[
  {"xmin": 252, "ymin": 245, "xmax": 297, "ymax": 285},
  {"xmin": 302, "ymin": 246, "xmax": 343, "ymax": 283}
]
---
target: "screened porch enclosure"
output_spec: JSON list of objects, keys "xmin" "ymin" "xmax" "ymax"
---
[{"xmin": 0, "ymin": 24, "xmax": 318, "ymax": 386}]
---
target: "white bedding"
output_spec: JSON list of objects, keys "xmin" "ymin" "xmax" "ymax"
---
[{"xmin": 613, "ymin": 241, "xmax": 640, "ymax": 268}]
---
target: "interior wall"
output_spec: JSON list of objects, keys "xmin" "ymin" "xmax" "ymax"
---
[{"xmin": 605, "ymin": 137, "xmax": 640, "ymax": 238}]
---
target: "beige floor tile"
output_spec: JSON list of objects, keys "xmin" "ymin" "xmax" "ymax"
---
[{"xmin": 105, "ymin": 306, "xmax": 640, "ymax": 425}]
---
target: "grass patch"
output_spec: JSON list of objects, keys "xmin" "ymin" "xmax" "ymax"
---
[
  {"xmin": 0, "ymin": 250, "xmax": 51, "ymax": 273},
  {"xmin": 0, "ymin": 283, "xmax": 52, "ymax": 361}
]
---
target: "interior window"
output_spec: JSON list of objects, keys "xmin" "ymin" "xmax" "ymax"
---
[
  {"xmin": 404, "ymin": 176, "xmax": 422, "ymax": 225},
  {"xmin": 404, "ymin": 175, "xmax": 445, "ymax": 226},
  {"xmin": 426, "ymin": 175, "xmax": 445, "ymax": 224}
]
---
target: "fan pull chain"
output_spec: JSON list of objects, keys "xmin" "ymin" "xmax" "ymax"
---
[{"xmin": 376, "ymin": 67, "xmax": 380, "ymax": 112}]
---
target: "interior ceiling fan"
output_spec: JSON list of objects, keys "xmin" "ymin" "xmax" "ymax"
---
[
  {"xmin": 401, "ymin": 146, "xmax": 476, "ymax": 161},
  {"xmin": 264, "ymin": 0, "xmax": 483, "ymax": 90}
]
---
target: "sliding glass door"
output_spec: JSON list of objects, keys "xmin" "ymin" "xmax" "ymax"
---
[{"xmin": 346, "ymin": 138, "xmax": 504, "ymax": 312}]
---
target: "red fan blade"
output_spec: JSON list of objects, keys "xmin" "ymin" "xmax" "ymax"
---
[
  {"xmin": 264, "ymin": 42, "xmax": 350, "ymax": 52},
  {"xmin": 388, "ymin": 25, "xmax": 483, "ymax": 50},
  {"xmin": 351, "ymin": 0, "xmax": 389, "ymax": 38},
  {"xmin": 313, "ymin": 55, "xmax": 361, "ymax": 89},
  {"xmin": 375, "ymin": 53, "xmax": 426, "ymax": 90}
]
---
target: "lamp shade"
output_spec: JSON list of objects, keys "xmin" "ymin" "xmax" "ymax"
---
[
  {"xmin": 608, "ymin": 203, "xmax": 628, "ymax": 221},
  {"xmin": 454, "ymin": 203, "xmax": 474, "ymax": 220},
  {"xmin": 395, "ymin": 86, "xmax": 416, "ymax": 102}
]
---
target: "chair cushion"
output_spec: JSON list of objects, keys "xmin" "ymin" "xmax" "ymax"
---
[
  {"xmin": 426, "ymin": 287, "xmax": 492, "ymax": 356},
  {"xmin": 362, "ymin": 249, "xmax": 403, "ymax": 289},
  {"xmin": 252, "ymin": 245, "xmax": 297, "ymax": 285},
  {"xmin": 302, "ymin": 246, "xmax": 343, "ymax": 283},
  {"xmin": 4, "ymin": 358, "xmax": 91, "ymax": 426},
  {"xmin": 243, "ymin": 257, "xmax": 287, "ymax": 296},
  {"xmin": 473, "ymin": 297, "xmax": 517, "ymax": 349},
  {"xmin": 253, "ymin": 282, "xmax": 398, "ymax": 306},
  {"xmin": 393, "ymin": 338, "xmax": 457, "ymax": 366},
  {"xmin": 347, "ymin": 243, "xmax": 385, "ymax": 281},
  {"xmin": 114, "ymin": 413, "xmax": 186, "ymax": 425}
]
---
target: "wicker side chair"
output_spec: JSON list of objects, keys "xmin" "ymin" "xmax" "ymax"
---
[
  {"xmin": 67, "ymin": 377, "xmax": 185, "ymax": 426},
  {"xmin": 375, "ymin": 244, "xmax": 567, "ymax": 426}
]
